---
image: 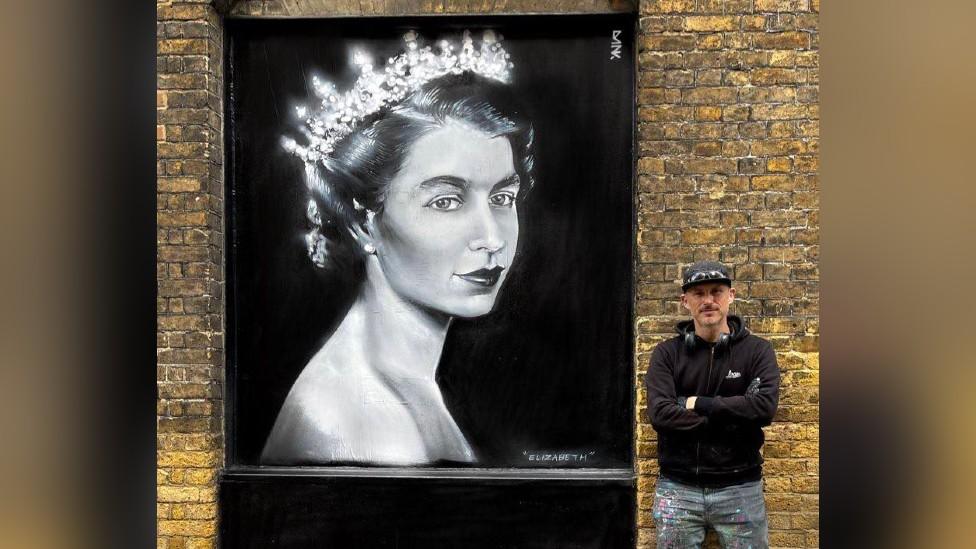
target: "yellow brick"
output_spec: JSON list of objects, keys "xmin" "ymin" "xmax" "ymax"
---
[
  {"xmin": 770, "ymin": 531, "xmax": 806, "ymax": 546},
  {"xmin": 756, "ymin": 0, "xmax": 810, "ymax": 12},
  {"xmin": 743, "ymin": 15, "xmax": 766, "ymax": 31},
  {"xmin": 793, "ymin": 511, "xmax": 819, "ymax": 529},
  {"xmin": 696, "ymin": 106, "xmax": 722, "ymax": 121},
  {"xmin": 637, "ymin": 492, "xmax": 654, "ymax": 510},
  {"xmin": 638, "ymin": 157, "xmax": 665, "ymax": 174},
  {"xmin": 171, "ymin": 503, "xmax": 187, "ymax": 520},
  {"xmin": 793, "ymin": 476, "xmax": 819, "ymax": 493},
  {"xmin": 764, "ymin": 476, "xmax": 791, "ymax": 492},
  {"xmin": 637, "ymin": 441, "xmax": 657, "ymax": 458},
  {"xmin": 790, "ymin": 441, "xmax": 818, "ymax": 457},
  {"xmin": 683, "ymin": 16, "xmax": 738, "ymax": 32},
  {"xmin": 159, "ymin": 177, "xmax": 203, "ymax": 193},
  {"xmin": 157, "ymin": 503, "xmax": 172, "ymax": 518},
  {"xmin": 157, "ymin": 451, "xmax": 219, "ymax": 468},
  {"xmin": 184, "ymin": 503, "xmax": 217, "ymax": 520},
  {"xmin": 157, "ymin": 39, "xmax": 208, "ymax": 55},
  {"xmin": 158, "ymin": 4, "xmax": 210, "ymax": 20},
  {"xmin": 768, "ymin": 512, "xmax": 791, "ymax": 529},
  {"xmin": 642, "ymin": 0, "xmax": 696, "ymax": 13},
  {"xmin": 157, "ymin": 211, "xmax": 208, "ymax": 227},
  {"xmin": 767, "ymin": 157, "xmax": 792, "ymax": 173},
  {"xmin": 681, "ymin": 228, "xmax": 735, "ymax": 245},
  {"xmin": 697, "ymin": 33, "xmax": 722, "ymax": 50},
  {"xmin": 157, "ymin": 486, "xmax": 202, "ymax": 503},
  {"xmin": 787, "ymin": 370, "xmax": 819, "ymax": 387},
  {"xmin": 186, "ymin": 539, "xmax": 216, "ymax": 549},
  {"xmin": 770, "ymin": 49, "xmax": 797, "ymax": 67},
  {"xmin": 751, "ymin": 317, "xmax": 803, "ymax": 334},
  {"xmin": 766, "ymin": 493, "xmax": 803, "ymax": 512},
  {"xmin": 158, "ymin": 520, "xmax": 217, "ymax": 537},
  {"xmin": 763, "ymin": 458, "xmax": 806, "ymax": 476},
  {"xmin": 751, "ymin": 174, "xmax": 799, "ymax": 191},
  {"xmin": 637, "ymin": 459, "xmax": 659, "ymax": 476},
  {"xmin": 184, "ymin": 469, "xmax": 216, "ymax": 485}
]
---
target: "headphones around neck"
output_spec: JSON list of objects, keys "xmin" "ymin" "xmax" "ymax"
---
[{"xmin": 684, "ymin": 328, "xmax": 732, "ymax": 352}]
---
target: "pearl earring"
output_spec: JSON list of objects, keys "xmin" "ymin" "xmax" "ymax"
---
[{"xmin": 363, "ymin": 243, "xmax": 376, "ymax": 254}]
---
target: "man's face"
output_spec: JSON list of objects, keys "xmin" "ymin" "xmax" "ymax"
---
[{"xmin": 681, "ymin": 282, "xmax": 735, "ymax": 328}]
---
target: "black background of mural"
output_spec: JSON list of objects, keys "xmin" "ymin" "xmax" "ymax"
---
[
  {"xmin": 221, "ymin": 473, "xmax": 635, "ymax": 548},
  {"xmin": 227, "ymin": 15, "xmax": 634, "ymax": 468}
]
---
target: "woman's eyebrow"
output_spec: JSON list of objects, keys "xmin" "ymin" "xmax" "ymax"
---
[
  {"xmin": 417, "ymin": 176, "xmax": 467, "ymax": 191},
  {"xmin": 491, "ymin": 174, "xmax": 521, "ymax": 192}
]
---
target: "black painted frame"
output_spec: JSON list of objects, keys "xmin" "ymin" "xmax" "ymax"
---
[{"xmin": 221, "ymin": 12, "xmax": 638, "ymax": 547}]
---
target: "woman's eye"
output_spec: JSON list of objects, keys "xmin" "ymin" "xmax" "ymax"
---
[
  {"xmin": 426, "ymin": 195, "xmax": 463, "ymax": 211},
  {"xmin": 489, "ymin": 192, "xmax": 516, "ymax": 208}
]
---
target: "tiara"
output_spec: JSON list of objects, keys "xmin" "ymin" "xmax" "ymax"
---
[{"xmin": 281, "ymin": 30, "xmax": 514, "ymax": 167}]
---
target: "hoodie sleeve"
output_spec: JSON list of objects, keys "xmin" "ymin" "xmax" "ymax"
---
[
  {"xmin": 645, "ymin": 342, "xmax": 708, "ymax": 431},
  {"xmin": 693, "ymin": 339, "xmax": 780, "ymax": 426}
]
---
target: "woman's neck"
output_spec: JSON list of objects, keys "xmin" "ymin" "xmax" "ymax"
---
[{"xmin": 333, "ymin": 259, "xmax": 451, "ymax": 382}]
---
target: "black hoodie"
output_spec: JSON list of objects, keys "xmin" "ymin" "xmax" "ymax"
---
[{"xmin": 644, "ymin": 315, "xmax": 780, "ymax": 487}]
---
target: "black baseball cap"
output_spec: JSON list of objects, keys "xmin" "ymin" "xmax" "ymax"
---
[{"xmin": 682, "ymin": 260, "xmax": 733, "ymax": 291}]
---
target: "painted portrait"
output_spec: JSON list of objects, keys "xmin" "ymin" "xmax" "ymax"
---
[{"xmin": 226, "ymin": 16, "xmax": 635, "ymax": 469}]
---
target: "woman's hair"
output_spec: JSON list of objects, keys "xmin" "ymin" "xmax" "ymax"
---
[{"xmin": 302, "ymin": 72, "xmax": 535, "ymax": 279}]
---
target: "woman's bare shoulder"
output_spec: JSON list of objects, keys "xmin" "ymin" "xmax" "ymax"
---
[{"xmin": 260, "ymin": 372, "xmax": 361, "ymax": 464}]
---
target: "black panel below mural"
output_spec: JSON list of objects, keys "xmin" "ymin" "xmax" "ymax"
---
[{"xmin": 220, "ymin": 473, "xmax": 636, "ymax": 548}]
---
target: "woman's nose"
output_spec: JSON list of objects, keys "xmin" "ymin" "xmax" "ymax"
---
[{"xmin": 467, "ymin": 204, "xmax": 506, "ymax": 254}]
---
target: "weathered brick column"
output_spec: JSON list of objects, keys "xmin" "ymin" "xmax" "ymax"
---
[{"xmin": 157, "ymin": 2, "xmax": 224, "ymax": 548}]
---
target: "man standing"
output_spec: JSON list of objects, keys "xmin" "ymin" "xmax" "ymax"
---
[{"xmin": 645, "ymin": 261, "xmax": 780, "ymax": 548}]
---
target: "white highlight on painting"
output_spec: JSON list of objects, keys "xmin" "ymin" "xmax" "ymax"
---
[{"xmin": 281, "ymin": 30, "xmax": 513, "ymax": 167}]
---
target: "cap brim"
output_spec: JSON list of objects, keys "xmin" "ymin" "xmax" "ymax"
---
[{"xmin": 681, "ymin": 277, "xmax": 732, "ymax": 292}]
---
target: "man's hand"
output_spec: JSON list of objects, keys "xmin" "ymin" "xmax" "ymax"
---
[{"xmin": 686, "ymin": 396, "xmax": 697, "ymax": 410}]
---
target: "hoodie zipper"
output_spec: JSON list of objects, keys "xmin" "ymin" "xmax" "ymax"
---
[{"xmin": 696, "ymin": 345, "xmax": 716, "ymax": 477}]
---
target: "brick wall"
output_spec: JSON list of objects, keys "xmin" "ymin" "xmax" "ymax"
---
[
  {"xmin": 156, "ymin": 1, "xmax": 818, "ymax": 548},
  {"xmin": 634, "ymin": 1, "xmax": 819, "ymax": 547},
  {"xmin": 157, "ymin": 2, "xmax": 224, "ymax": 548}
]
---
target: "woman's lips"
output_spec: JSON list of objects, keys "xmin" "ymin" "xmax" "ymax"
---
[{"xmin": 455, "ymin": 266, "xmax": 504, "ymax": 287}]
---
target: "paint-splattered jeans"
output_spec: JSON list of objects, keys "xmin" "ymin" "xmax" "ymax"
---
[{"xmin": 653, "ymin": 476, "xmax": 769, "ymax": 549}]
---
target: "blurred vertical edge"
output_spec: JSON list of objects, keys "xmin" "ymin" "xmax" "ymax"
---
[
  {"xmin": 822, "ymin": 1, "xmax": 976, "ymax": 548},
  {"xmin": 0, "ymin": 1, "xmax": 156, "ymax": 548}
]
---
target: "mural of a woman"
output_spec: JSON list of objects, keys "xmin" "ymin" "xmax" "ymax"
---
[{"xmin": 261, "ymin": 31, "xmax": 535, "ymax": 466}]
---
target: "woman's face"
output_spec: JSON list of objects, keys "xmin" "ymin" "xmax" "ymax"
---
[{"xmin": 368, "ymin": 121, "xmax": 521, "ymax": 318}]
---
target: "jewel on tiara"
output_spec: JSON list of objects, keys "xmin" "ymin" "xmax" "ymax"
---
[{"xmin": 281, "ymin": 30, "xmax": 514, "ymax": 168}]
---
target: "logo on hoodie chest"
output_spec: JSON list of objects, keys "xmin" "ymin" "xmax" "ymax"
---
[{"xmin": 725, "ymin": 370, "xmax": 742, "ymax": 379}]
